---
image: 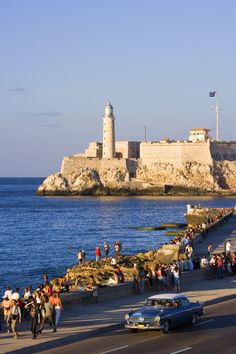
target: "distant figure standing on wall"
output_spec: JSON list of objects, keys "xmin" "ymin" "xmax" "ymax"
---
[
  {"xmin": 81, "ymin": 249, "xmax": 86, "ymax": 262},
  {"xmin": 115, "ymin": 241, "xmax": 122, "ymax": 256},
  {"xmin": 95, "ymin": 247, "xmax": 101, "ymax": 261},
  {"xmin": 103, "ymin": 242, "xmax": 110, "ymax": 258},
  {"xmin": 77, "ymin": 250, "xmax": 83, "ymax": 265}
]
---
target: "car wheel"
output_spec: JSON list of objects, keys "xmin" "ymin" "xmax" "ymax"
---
[
  {"xmin": 130, "ymin": 328, "xmax": 138, "ymax": 333},
  {"xmin": 163, "ymin": 320, "xmax": 171, "ymax": 333},
  {"xmin": 190, "ymin": 313, "xmax": 198, "ymax": 326}
]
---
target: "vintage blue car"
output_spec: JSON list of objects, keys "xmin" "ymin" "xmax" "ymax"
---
[{"xmin": 125, "ymin": 293, "xmax": 204, "ymax": 333}]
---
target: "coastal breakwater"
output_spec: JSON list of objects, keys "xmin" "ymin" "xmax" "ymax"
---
[
  {"xmin": 55, "ymin": 208, "xmax": 233, "ymax": 301},
  {"xmin": 37, "ymin": 157, "xmax": 236, "ymax": 196}
]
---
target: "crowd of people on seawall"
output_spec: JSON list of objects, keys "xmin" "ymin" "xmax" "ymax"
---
[{"xmin": 0, "ymin": 207, "xmax": 234, "ymax": 339}]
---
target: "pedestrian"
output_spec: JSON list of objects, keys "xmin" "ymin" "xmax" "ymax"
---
[
  {"xmin": 1, "ymin": 295, "xmax": 12, "ymax": 333},
  {"xmin": 43, "ymin": 281, "xmax": 53, "ymax": 296},
  {"xmin": 38, "ymin": 295, "xmax": 56, "ymax": 333},
  {"xmin": 77, "ymin": 250, "xmax": 83, "ymax": 265},
  {"xmin": 173, "ymin": 266, "xmax": 180, "ymax": 292},
  {"xmin": 23, "ymin": 287, "xmax": 31, "ymax": 300},
  {"xmin": 217, "ymin": 255, "xmax": 224, "ymax": 279},
  {"xmin": 115, "ymin": 241, "xmax": 122, "ymax": 256},
  {"xmin": 114, "ymin": 266, "xmax": 125, "ymax": 283},
  {"xmin": 25, "ymin": 297, "xmax": 39, "ymax": 339},
  {"xmin": 207, "ymin": 243, "xmax": 213, "ymax": 258},
  {"xmin": 95, "ymin": 246, "xmax": 101, "ymax": 261},
  {"xmin": 133, "ymin": 263, "xmax": 144, "ymax": 294},
  {"xmin": 43, "ymin": 273, "xmax": 49, "ymax": 284},
  {"xmin": 10, "ymin": 299, "xmax": 21, "ymax": 338},
  {"xmin": 85, "ymin": 278, "xmax": 99, "ymax": 303},
  {"xmin": 81, "ymin": 249, "xmax": 86, "ymax": 262},
  {"xmin": 11, "ymin": 288, "xmax": 20, "ymax": 301},
  {"xmin": 103, "ymin": 242, "xmax": 110, "ymax": 258},
  {"xmin": 49, "ymin": 292, "xmax": 63, "ymax": 327},
  {"xmin": 185, "ymin": 244, "xmax": 193, "ymax": 259},
  {"xmin": 3, "ymin": 287, "xmax": 12, "ymax": 300},
  {"xmin": 200, "ymin": 256, "xmax": 209, "ymax": 269},
  {"xmin": 225, "ymin": 240, "xmax": 232, "ymax": 255},
  {"xmin": 232, "ymin": 252, "xmax": 236, "ymax": 273}
]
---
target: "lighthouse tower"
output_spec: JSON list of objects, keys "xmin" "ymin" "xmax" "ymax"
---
[{"xmin": 102, "ymin": 102, "xmax": 115, "ymax": 158}]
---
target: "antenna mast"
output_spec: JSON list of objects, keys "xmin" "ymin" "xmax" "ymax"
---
[
  {"xmin": 215, "ymin": 90, "xmax": 219, "ymax": 141},
  {"xmin": 210, "ymin": 89, "xmax": 222, "ymax": 141}
]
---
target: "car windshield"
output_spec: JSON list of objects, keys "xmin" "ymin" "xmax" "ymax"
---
[{"xmin": 145, "ymin": 299, "xmax": 174, "ymax": 308}]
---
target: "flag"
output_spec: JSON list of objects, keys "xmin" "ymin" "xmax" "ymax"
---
[{"xmin": 209, "ymin": 91, "xmax": 216, "ymax": 97}]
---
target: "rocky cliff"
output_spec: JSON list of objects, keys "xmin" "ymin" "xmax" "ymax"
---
[{"xmin": 37, "ymin": 159, "xmax": 236, "ymax": 196}]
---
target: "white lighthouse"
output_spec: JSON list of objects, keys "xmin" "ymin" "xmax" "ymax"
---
[{"xmin": 102, "ymin": 102, "xmax": 115, "ymax": 158}]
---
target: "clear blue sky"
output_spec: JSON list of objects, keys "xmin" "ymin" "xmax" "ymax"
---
[{"xmin": 1, "ymin": 0, "xmax": 236, "ymax": 176}]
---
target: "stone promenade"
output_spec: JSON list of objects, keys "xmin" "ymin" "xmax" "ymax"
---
[{"xmin": 1, "ymin": 213, "xmax": 236, "ymax": 354}]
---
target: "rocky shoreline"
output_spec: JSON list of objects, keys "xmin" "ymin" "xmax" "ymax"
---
[
  {"xmin": 52, "ymin": 208, "xmax": 234, "ymax": 292},
  {"xmin": 37, "ymin": 172, "xmax": 236, "ymax": 197}
]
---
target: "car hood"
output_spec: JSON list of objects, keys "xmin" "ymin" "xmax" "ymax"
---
[{"xmin": 130, "ymin": 306, "xmax": 169, "ymax": 317}]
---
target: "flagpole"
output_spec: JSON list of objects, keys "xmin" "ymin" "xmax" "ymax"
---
[{"xmin": 216, "ymin": 89, "xmax": 219, "ymax": 141}]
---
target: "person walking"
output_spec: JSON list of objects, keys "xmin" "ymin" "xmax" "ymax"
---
[
  {"xmin": 95, "ymin": 247, "xmax": 101, "ymax": 262},
  {"xmin": 25, "ymin": 297, "xmax": 39, "ymax": 339},
  {"xmin": 49, "ymin": 292, "xmax": 63, "ymax": 327},
  {"xmin": 225, "ymin": 240, "xmax": 232, "ymax": 256},
  {"xmin": 173, "ymin": 266, "xmax": 180, "ymax": 292},
  {"xmin": 38, "ymin": 295, "xmax": 56, "ymax": 333},
  {"xmin": 217, "ymin": 255, "xmax": 224, "ymax": 279},
  {"xmin": 10, "ymin": 299, "xmax": 21, "ymax": 338},
  {"xmin": 1, "ymin": 295, "xmax": 12, "ymax": 333}
]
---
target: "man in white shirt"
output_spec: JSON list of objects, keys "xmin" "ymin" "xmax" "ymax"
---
[
  {"xmin": 200, "ymin": 256, "xmax": 209, "ymax": 268},
  {"xmin": 225, "ymin": 240, "xmax": 232, "ymax": 255}
]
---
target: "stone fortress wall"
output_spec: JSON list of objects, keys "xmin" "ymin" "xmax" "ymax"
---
[
  {"xmin": 61, "ymin": 155, "xmax": 131, "ymax": 176},
  {"xmin": 59, "ymin": 103, "xmax": 236, "ymax": 190},
  {"xmin": 38, "ymin": 103, "xmax": 236, "ymax": 195},
  {"xmin": 62, "ymin": 139, "xmax": 236, "ymax": 177},
  {"xmin": 140, "ymin": 140, "xmax": 213, "ymax": 166},
  {"xmin": 210, "ymin": 141, "xmax": 236, "ymax": 160}
]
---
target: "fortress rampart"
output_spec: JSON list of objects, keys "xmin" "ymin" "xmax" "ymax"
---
[
  {"xmin": 210, "ymin": 141, "xmax": 236, "ymax": 160},
  {"xmin": 37, "ymin": 104, "xmax": 236, "ymax": 196},
  {"xmin": 140, "ymin": 140, "xmax": 213, "ymax": 166},
  {"xmin": 61, "ymin": 155, "xmax": 132, "ymax": 176}
]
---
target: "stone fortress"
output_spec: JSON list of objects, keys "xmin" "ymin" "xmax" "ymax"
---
[{"xmin": 38, "ymin": 103, "xmax": 236, "ymax": 195}]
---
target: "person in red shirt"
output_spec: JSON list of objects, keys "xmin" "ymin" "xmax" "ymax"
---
[
  {"xmin": 217, "ymin": 256, "xmax": 224, "ymax": 279},
  {"xmin": 232, "ymin": 252, "xmax": 236, "ymax": 273},
  {"xmin": 95, "ymin": 247, "xmax": 101, "ymax": 261}
]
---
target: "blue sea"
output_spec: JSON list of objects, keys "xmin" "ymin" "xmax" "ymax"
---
[{"xmin": 0, "ymin": 177, "xmax": 235, "ymax": 296}]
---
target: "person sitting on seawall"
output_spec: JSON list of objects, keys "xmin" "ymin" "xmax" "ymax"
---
[
  {"xmin": 114, "ymin": 266, "xmax": 125, "ymax": 283},
  {"xmin": 85, "ymin": 277, "xmax": 99, "ymax": 303}
]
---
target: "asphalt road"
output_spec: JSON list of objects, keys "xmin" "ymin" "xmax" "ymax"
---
[{"xmin": 39, "ymin": 298, "xmax": 236, "ymax": 354}]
